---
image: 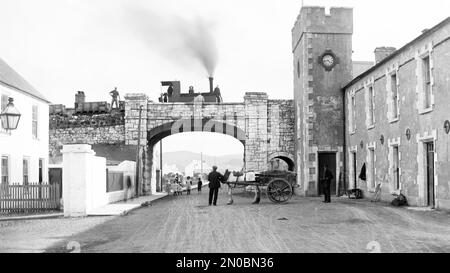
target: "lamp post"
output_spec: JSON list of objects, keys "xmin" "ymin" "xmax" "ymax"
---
[
  {"xmin": 135, "ymin": 105, "xmax": 143, "ymax": 197},
  {"xmin": 0, "ymin": 98, "xmax": 21, "ymax": 131}
]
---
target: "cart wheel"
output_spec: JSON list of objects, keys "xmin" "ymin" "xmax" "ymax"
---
[{"xmin": 266, "ymin": 179, "xmax": 292, "ymax": 203}]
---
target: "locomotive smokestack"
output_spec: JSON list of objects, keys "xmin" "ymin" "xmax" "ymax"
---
[{"xmin": 209, "ymin": 77, "xmax": 214, "ymax": 93}]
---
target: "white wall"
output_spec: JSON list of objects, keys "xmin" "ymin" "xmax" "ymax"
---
[
  {"xmin": 106, "ymin": 160, "xmax": 136, "ymax": 203},
  {"xmin": 0, "ymin": 84, "xmax": 49, "ymax": 184},
  {"xmin": 62, "ymin": 144, "xmax": 108, "ymax": 217}
]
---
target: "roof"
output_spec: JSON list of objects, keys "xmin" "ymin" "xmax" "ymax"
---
[
  {"xmin": 0, "ymin": 57, "xmax": 50, "ymax": 103},
  {"xmin": 343, "ymin": 16, "xmax": 450, "ymax": 91}
]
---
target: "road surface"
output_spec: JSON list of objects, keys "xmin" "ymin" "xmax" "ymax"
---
[{"xmin": 36, "ymin": 190, "xmax": 450, "ymax": 253}]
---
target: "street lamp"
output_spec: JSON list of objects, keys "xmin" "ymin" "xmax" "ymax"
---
[{"xmin": 0, "ymin": 98, "xmax": 21, "ymax": 130}]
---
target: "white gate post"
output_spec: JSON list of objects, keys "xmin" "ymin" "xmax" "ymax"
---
[{"xmin": 62, "ymin": 144, "xmax": 106, "ymax": 217}]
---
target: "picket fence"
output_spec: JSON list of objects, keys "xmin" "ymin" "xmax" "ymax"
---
[{"xmin": 0, "ymin": 183, "xmax": 61, "ymax": 213}]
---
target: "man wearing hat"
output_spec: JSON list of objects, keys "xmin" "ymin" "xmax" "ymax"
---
[{"xmin": 207, "ymin": 166, "xmax": 224, "ymax": 206}]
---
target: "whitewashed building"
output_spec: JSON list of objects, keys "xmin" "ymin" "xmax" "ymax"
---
[
  {"xmin": 184, "ymin": 160, "xmax": 211, "ymax": 178},
  {"xmin": 0, "ymin": 58, "xmax": 50, "ymax": 185}
]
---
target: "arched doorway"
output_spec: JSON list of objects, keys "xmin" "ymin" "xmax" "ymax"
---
[{"xmin": 268, "ymin": 152, "xmax": 295, "ymax": 172}]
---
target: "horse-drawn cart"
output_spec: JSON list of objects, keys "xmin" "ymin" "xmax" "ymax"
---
[{"xmin": 222, "ymin": 170, "xmax": 297, "ymax": 204}]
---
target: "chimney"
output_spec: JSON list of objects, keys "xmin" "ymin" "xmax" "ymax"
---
[
  {"xmin": 209, "ymin": 77, "xmax": 214, "ymax": 93},
  {"xmin": 374, "ymin": 47, "xmax": 396, "ymax": 64},
  {"xmin": 75, "ymin": 91, "xmax": 85, "ymax": 108}
]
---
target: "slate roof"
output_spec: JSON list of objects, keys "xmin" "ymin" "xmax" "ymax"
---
[{"xmin": 0, "ymin": 57, "xmax": 50, "ymax": 103}]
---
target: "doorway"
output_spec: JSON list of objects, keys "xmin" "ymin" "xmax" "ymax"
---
[
  {"xmin": 318, "ymin": 152, "xmax": 337, "ymax": 196},
  {"xmin": 352, "ymin": 151, "xmax": 357, "ymax": 189},
  {"xmin": 426, "ymin": 142, "xmax": 435, "ymax": 208}
]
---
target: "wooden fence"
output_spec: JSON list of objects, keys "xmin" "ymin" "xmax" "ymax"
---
[{"xmin": 0, "ymin": 183, "xmax": 61, "ymax": 214}]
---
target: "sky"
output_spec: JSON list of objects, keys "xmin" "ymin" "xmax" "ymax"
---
[{"xmin": 1, "ymin": 0, "xmax": 449, "ymax": 156}]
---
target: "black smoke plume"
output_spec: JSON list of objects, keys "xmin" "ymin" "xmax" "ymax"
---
[{"xmin": 123, "ymin": 4, "xmax": 218, "ymax": 77}]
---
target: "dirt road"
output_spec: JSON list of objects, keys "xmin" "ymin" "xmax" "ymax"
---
[{"xmin": 40, "ymin": 190, "xmax": 450, "ymax": 253}]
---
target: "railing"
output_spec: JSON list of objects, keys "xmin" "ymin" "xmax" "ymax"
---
[{"xmin": 0, "ymin": 183, "xmax": 61, "ymax": 214}]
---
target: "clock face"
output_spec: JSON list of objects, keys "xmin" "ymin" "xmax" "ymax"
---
[{"xmin": 322, "ymin": 54, "xmax": 335, "ymax": 67}]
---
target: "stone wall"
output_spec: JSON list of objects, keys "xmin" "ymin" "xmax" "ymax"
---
[
  {"xmin": 267, "ymin": 99, "xmax": 295, "ymax": 165},
  {"xmin": 49, "ymin": 112, "xmax": 125, "ymax": 163},
  {"xmin": 244, "ymin": 92, "xmax": 268, "ymax": 171}
]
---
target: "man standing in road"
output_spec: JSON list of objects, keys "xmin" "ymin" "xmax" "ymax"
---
[
  {"xmin": 207, "ymin": 166, "xmax": 224, "ymax": 206},
  {"xmin": 197, "ymin": 177, "xmax": 203, "ymax": 194},
  {"xmin": 322, "ymin": 165, "xmax": 334, "ymax": 203}
]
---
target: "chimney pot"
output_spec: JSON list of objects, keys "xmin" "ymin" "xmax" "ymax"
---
[{"xmin": 374, "ymin": 47, "xmax": 396, "ymax": 64}]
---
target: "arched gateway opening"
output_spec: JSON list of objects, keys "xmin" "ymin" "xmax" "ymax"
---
[
  {"xmin": 147, "ymin": 118, "xmax": 245, "ymax": 147},
  {"xmin": 144, "ymin": 118, "xmax": 246, "ymax": 193}
]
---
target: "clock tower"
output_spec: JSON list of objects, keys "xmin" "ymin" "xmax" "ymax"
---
[{"xmin": 292, "ymin": 7, "xmax": 353, "ymax": 197}]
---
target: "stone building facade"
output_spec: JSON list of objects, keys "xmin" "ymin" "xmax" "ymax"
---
[
  {"xmin": 343, "ymin": 17, "xmax": 450, "ymax": 210},
  {"xmin": 293, "ymin": 6, "xmax": 450, "ymax": 210},
  {"xmin": 292, "ymin": 7, "xmax": 353, "ymax": 196}
]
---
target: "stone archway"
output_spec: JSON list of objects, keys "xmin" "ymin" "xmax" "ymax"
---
[
  {"xmin": 145, "ymin": 118, "xmax": 246, "ymax": 194},
  {"xmin": 123, "ymin": 92, "xmax": 295, "ymax": 195},
  {"xmin": 268, "ymin": 152, "xmax": 295, "ymax": 171}
]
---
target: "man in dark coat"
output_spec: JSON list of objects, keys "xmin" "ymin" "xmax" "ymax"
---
[
  {"xmin": 167, "ymin": 84, "xmax": 173, "ymax": 97},
  {"xmin": 207, "ymin": 166, "xmax": 224, "ymax": 206},
  {"xmin": 322, "ymin": 165, "xmax": 334, "ymax": 203},
  {"xmin": 109, "ymin": 87, "xmax": 120, "ymax": 110},
  {"xmin": 197, "ymin": 178, "xmax": 203, "ymax": 194}
]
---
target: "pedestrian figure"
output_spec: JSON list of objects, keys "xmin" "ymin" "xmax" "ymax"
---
[
  {"xmin": 177, "ymin": 181, "xmax": 183, "ymax": 196},
  {"xmin": 213, "ymin": 85, "xmax": 222, "ymax": 103},
  {"xmin": 207, "ymin": 166, "xmax": 224, "ymax": 206},
  {"xmin": 165, "ymin": 180, "xmax": 171, "ymax": 195},
  {"xmin": 171, "ymin": 180, "xmax": 178, "ymax": 196},
  {"xmin": 109, "ymin": 87, "xmax": 120, "ymax": 110},
  {"xmin": 322, "ymin": 165, "xmax": 334, "ymax": 203},
  {"xmin": 185, "ymin": 176, "xmax": 192, "ymax": 195},
  {"xmin": 167, "ymin": 83, "xmax": 174, "ymax": 97},
  {"xmin": 197, "ymin": 178, "xmax": 203, "ymax": 194}
]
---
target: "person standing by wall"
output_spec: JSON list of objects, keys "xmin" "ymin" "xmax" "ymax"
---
[
  {"xmin": 207, "ymin": 166, "xmax": 224, "ymax": 206},
  {"xmin": 322, "ymin": 165, "xmax": 334, "ymax": 203}
]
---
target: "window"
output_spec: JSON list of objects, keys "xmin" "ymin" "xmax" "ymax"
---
[
  {"xmin": 351, "ymin": 151, "xmax": 357, "ymax": 189},
  {"xmin": 423, "ymin": 56, "xmax": 432, "ymax": 109},
  {"xmin": 1, "ymin": 156, "xmax": 9, "ymax": 184},
  {"xmin": 391, "ymin": 73, "xmax": 399, "ymax": 120},
  {"xmin": 32, "ymin": 105, "xmax": 38, "ymax": 139},
  {"xmin": 23, "ymin": 158, "xmax": 29, "ymax": 185},
  {"xmin": 297, "ymin": 60, "xmax": 300, "ymax": 78},
  {"xmin": 366, "ymin": 85, "xmax": 375, "ymax": 127}
]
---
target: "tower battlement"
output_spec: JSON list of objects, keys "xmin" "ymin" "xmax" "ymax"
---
[{"xmin": 292, "ymin": 6, "xmax": 353, "ymax": 51}]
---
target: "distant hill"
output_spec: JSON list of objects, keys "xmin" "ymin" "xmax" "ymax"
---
[{"xmin": 162, "ymin": 151, "xmax": 244, "ymax": 173}]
